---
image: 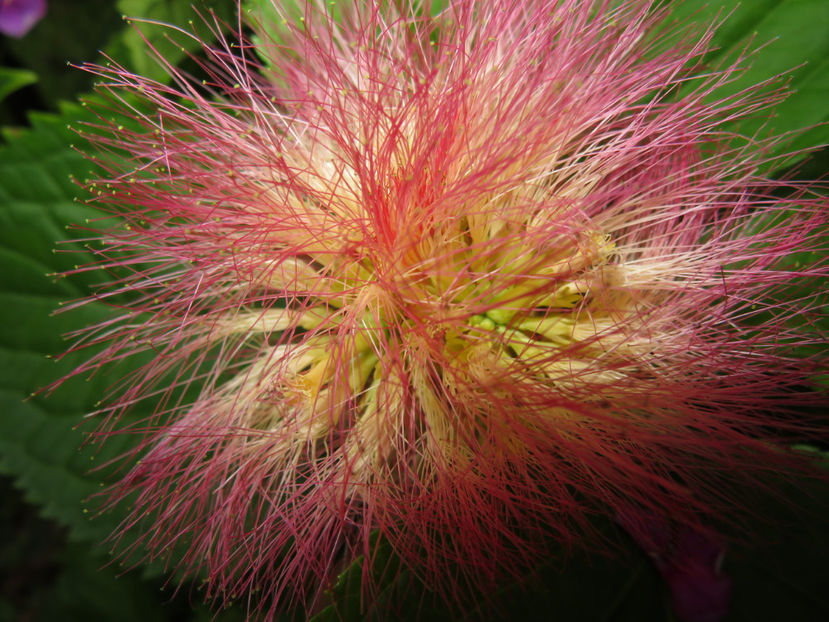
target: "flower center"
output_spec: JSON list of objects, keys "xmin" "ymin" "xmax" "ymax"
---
[{"xmin": 219, "ymin": 207, "xmax": 627, "ymax": 482}]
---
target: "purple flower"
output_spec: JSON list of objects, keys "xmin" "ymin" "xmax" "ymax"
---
[
  {"xmin": 619, "ymin": 511, "xmax": 732, "ymax": 622},
  {"xmin": 0, "ymin": 0, "xmax": 46, "ymax": 38},
  {"xmin": 663, "ymin": 530, "xmax": 732, "ymax": 622}
]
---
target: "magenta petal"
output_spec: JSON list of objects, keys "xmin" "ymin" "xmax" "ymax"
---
[
  {"xmin": 665, "ymin": 530, "xmax": 732, "ymax": 622},
  {"xmin": 0, "ymin": 0, "xmax": 46, "ymax": 38},
  {"xmin": 619, "ymin": 512, "xmax": 732, "ymax": 622},
  {"xmin": 666, "ymin": 564, "xmax": 732, "ymax": 622}
]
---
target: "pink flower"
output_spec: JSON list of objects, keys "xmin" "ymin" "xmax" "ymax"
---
[{"xmin": 62, "ymin": 0, "xmax": 827, "ymax": 618}]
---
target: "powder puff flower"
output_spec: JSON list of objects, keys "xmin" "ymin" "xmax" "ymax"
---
[{"xmin": 61, "ymin": 0, "xmax": 827, "ymax": 618}]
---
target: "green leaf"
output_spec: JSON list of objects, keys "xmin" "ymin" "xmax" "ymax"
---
[
  {"xmin": 668, "ymin": 0, "xmax": 829, "ymax": 161},
  {"xmin": 105, "ymin": 0, "xmax": 238, "ymax": 84},
  {"xmin": 0, "ymin": 98, "xmax": 243, "ymax": 620},
  {"xmin": 0, "ymin": 101, "xmax": 132, "ymax": 544},
  {"xmin": 0, "ymin": 474, "xmax": 246, "ymax": 622},
  {"xmin": 0, "ymin": 67, "xmax": 37, "ymax": 103}
]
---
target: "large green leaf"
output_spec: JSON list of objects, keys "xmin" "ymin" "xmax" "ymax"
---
[
  {"xmin": 0, "ymin": 68, "xmax": 37, "ymax": 103},
  {"xmin": 0, "ymin": 474, "xmax": 246, "ymax": 622},
  {"xmin": 0, "ymin": 102, "xmax": 134, "ymax": 542},
  {"xmin": 106, "ymin": 0, "xmax": 238, "ymax": 84},
  {"xmin": 668, "ymin": 0, "xmax": 829, "ymax": 159},
  {"xmin": 0, "ymin": 96, "xmax": 249, "ymax": 621}
]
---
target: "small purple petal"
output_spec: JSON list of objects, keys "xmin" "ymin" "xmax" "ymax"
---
[
  {"xmin": 618, "ymin": 511, "xmax": 732, "ymax": 622},
  {"xmin": 0, "ymin": 0, "xmax": 47, "ymax": 38},
  {"xmin": 666, "ymin": 562, "xmax": 732, "ymax": 622},
  {"xmin": 665, "ymin": 529, "xmax": 732, "ymax": 622}
]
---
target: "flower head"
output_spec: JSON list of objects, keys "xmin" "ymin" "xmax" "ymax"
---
[{"xmin": 63, "ymin": 0, "xmax": 827, "ymax": 618}]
